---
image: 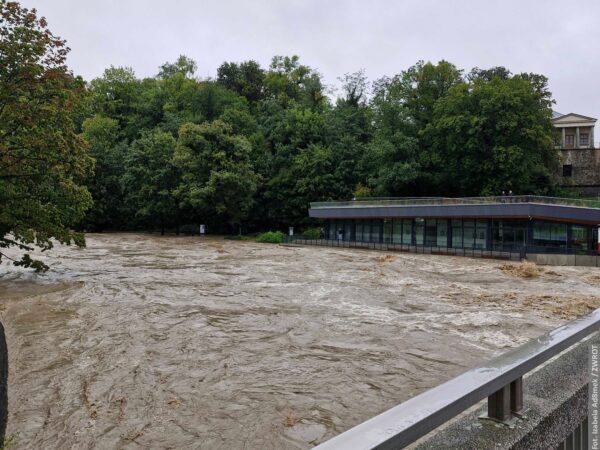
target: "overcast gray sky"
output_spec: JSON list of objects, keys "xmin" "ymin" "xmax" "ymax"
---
[{"xmin": 29, "ymin": 0, "xmax": 600, "ymax": 120}]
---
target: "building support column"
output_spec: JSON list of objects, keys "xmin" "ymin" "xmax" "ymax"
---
[
  {"xmin": 562, "ymin": 128, "xmax": 566, "ymax": 147},
  {"xmin": 576, "ymin": 127, "xmax": 580, "ymax": 149}
]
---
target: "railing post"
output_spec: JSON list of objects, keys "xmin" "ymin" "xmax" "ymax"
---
[
  {"xmin": 511, "ymin": 376, "xmax": 523, "ymax": 413},
  {"xmin": 487, "ymin": 376, "xmax": 523, "ymax": 422},
  {"xmin": 487, "ymin": 384, "xmax": 511, "ymax": 422}
]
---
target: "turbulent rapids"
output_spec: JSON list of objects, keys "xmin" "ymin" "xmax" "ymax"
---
[{"xmin": 1, "ymin": 234, "xmax": 600, "ymax": 449}]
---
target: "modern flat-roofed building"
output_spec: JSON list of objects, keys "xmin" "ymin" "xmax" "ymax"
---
[
  {"xmin": 306, "ymin": 196, "xmax": 600, "ymax": 265},
  {"xmin": 552, "ymin": 112, "xmax": 600, "ymax": 194}
]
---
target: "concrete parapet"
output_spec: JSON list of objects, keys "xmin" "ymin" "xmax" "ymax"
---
[{"xmin": 575, "ymin": 255, "xmax": 599, "ymax": 267}]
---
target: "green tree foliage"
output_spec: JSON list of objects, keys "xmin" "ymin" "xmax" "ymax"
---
[
  {"xmin": 425, "ymin": 74, "xmax": 558, "ymax": 195},
  {"xmin": 157, "ymin": 54, "xmax": 197, "ymax": 80},
  {"xmin": 217, "ymin": 60, "xmax": 265, "ymax": 104},
  {"xmin": 82, "ymin": 115, "xmax": 126, "ymax": 231},
  {"xmin": 88, "ymin": 66, "xmax": 143, "ymax": 140},
  {"xmin": 0, "ymin": 1, "xmax": 93, "ymax": 271},
  {"xmin": 122, "ymin": 129, "xmax": 179, "ymax": 234},
  {"xmin": 397, "ymin": 60, "xmax": 463, "ymax": 131},
  {"xmin": 174, "ymin": 121, "xmax": 257, "ymax": 233},
  {"xmin": 265, "ymin": 55, "xmax": 326, "ymax": 109},
  {"xmin": 75, "ymin": 52, "xmax": 560, "ymax": 235}
]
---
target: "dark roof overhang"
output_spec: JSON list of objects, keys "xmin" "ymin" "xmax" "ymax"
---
[{"xmin": 309, "ymin": 202, "xmax": 600, "ymax": 225}]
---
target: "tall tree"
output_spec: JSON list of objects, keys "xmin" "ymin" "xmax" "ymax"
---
[
  {"xmin": 425, "ymin": 75, "xmax": 558, "ymax": 195},
  {"xmin": 174, "ymin": 121, "xmax": 257, "ymax": 233},
  {"xmin": 122, "ymin": 129, "xmax": 179, "ymax": 234},
  {"xmin": 217, "ymin": 60, "xmax": 265, "ymax": 104},
  {"xmin": 0, "ymin": 1, "xmax": 93, "ymax": 271},
  {"xmin": 82, "ymin": 115, "xmax": 127, "ymax": 231},
  {"xmin": 157, "ymin": 54, "xmax": 197, "ymax": 80},
  {"xmin": 88, "ymin": 66, "xmax": 142, "ymax": 140}
]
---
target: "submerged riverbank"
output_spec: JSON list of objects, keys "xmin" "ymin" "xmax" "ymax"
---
[{"xmin": 1, "ymin": 234, "xmax": 599, "ymax": 449}]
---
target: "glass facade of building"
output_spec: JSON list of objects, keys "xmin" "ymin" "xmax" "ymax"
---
[{"xmin": 324, "ymin": 218, "xmax": 598, "ymax": 255}]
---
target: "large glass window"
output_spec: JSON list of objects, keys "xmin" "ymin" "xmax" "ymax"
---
[
  {"xmin": 570, "ymin": 225, "xmax": 589, "ymax": 251},
  {"xmin": 414, "ymin": 219, "xmax": 424, "ymax": 245},
  {"xmin": 451, "ymin": 219, "xmax": 463, "ymax": 248},
  {"xmin": 463, "ymin": 221, "xmax": 475, "ymax": 248},
  {"xmin": 392, "ymin": 220, "xmax": 402, "ymax": 244},
  {"xmin": 463, "ymin": 229, "xmax": 475, "ymax": 248},
  {"xmin": 474, "ymin": 220, "xmax": 487, "ymax": 249},
  {"xmin": 425, "ymin": 219, "xmax": 437, "ymax": 246},
  {"xmin": 532, "ymin": 221, "xmax": 567, "ymax": 249},
  {"xmin": 383, "ymin": 219, "xmax": 392, "ymax": 243},
  {"xmin": 344, "ymin": 221, "xmax": 353, "ymax": 241},
  {"xmin": 328, "ymin": 221, "xmax": 337, "ymax": 240},
  {"xmin": 492, "ymin": 220, "xmax": 527, "ymax": 250},
  {"xmin": 363, "ymin": 221, "xmax": 372, "ymax": 242},
  {"xmin": 437, "ymin": 220, "xmax": 448, "ymax": 246},
  {"xmin": 402, "ymin": 219, "xmax": 412, "ymax": 244},
  {"xmin": 371, "ymin": 220, "xmax": 382, "ymax": 243},
  {"xmin": 355, "ymin": 221, "xmax": 363, "ymax": 242}
]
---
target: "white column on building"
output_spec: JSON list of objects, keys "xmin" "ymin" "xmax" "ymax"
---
[
  {"xmin": 592, "ymin": 127, "xmax": 595, "ymax": 148},
  {"xmin": 562, "ymin": 128, "xmax": 566, "ymax": 147},
  {"xmin": 576, "ymin": 127, "xmax": 580, "ymax": 149}
]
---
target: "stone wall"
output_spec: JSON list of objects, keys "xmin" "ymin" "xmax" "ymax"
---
[{"xmin": 560, "ymin": 148, "xmax": 600, "ymax": 194}]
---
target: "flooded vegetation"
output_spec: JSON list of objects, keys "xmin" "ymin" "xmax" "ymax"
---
[{"xmin": 1, "ymin": 234, "xmax": 600, "ymax": 449}]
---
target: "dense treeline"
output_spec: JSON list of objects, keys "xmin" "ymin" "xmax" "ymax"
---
[
  {"xmin": 0, "ymin": 1, "xmax": 560, "ymax": 270},
  {"xmin": 78, "ymin": 56, "xmax": 559, "ymax": 234}
]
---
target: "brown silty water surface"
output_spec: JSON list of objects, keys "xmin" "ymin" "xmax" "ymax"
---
[{"xmin": 1, "ymin": 234, "xmax": 600, "ymax": 449}]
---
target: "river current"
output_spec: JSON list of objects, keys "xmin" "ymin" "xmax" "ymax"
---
[{"xmin": 1, "ymin": 233, "xmax": 599, "ymax": 449}]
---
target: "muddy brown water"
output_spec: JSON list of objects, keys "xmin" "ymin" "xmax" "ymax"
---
[{"xmin": 1, "ymin": 234, "xmax": 600, "ymax": 449}]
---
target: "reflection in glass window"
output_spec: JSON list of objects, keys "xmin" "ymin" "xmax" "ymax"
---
[
  {"xmin": 355, "ymin": 221, "xmax": 363, "ymax": 242},
  {"xmin": 328, "ymin": 221, "xmax": 337, "ymax": 240},
  {"xmin": 452, "ymin": 231, "xmax": 462, "ymax": 248},
  {"xmin": 371, "ymin": 221, "xmax": 382, "ymax": 243},
  {"xmin": 392, "ymin": 220, "xmax": 402, "ymax": 244},
  {"xmin": 533, "ymin": 221, "xmax": 567, "ymax": 248},
  {"xmin": 463, "ymin": 227, "xmax": 475, "ymax": 248},
  {"xmin": 570, "ymin": 225, "xmax": 588, "ymax": 251},
  {"xmin": 437, "ymin": 220, "xmax": 448, "ymax": 246},
  {"xmin": 415, "ymin": 224, "xmax": 424, "ymax": 245},
  {"xmin": 383, "ymin": 219, "xmax": 392, "ymax": 243},
  {"xmin": 402, "ymin": 219, "xmax": 412, "ymax": 244}
]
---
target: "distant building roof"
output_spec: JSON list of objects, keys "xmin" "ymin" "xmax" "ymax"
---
[
  {"xmin": 552, "ymin": 110, "xmax": 564, "ymax": 119},
  {"xmin": 552, "ymin": 112, "xmax": 597, "ymax": 125}
]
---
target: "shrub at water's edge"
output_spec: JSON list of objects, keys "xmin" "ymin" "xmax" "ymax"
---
[
  {"xmin": 256, "ymin": 231, "xmax": 284, "ymax": 244},
  {"xmin": 303, "ymin": 228, "xmax": 321, "ymax": 239}
]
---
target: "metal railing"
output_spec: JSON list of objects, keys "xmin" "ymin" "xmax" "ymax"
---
[
  {"xmin": 284, "ymin": 236, "xmax": 524, "ymax": 260},
  {"xmin": 310, "ymin": 195, "xmax": 600, "ymax": 210},
  {"xmin": 313, "ymin": 307, "xmax": 600, "ymax": 450}
]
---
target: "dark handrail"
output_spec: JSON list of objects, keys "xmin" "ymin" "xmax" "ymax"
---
[{"xmin": 313, "ymin": 307, "xmax": 600, "ymax": 450}]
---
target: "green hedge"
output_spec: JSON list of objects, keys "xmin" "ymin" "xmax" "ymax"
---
[
  {"xmin": 303, "ymin": 227, "xmax": 321, "ymax": 239},
  {"xmin": 255, "ymin": 231, "xmax": 284, "ymax": 243}
]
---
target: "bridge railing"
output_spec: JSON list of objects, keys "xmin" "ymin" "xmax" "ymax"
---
[{"xmin": 313, "ymin": 307, "xmax": 600, "ymax": 450}]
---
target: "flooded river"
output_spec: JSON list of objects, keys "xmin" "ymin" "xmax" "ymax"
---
[{"xmin": 1, "ymin": 234, "xmax": 600, "ymax": 449}]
